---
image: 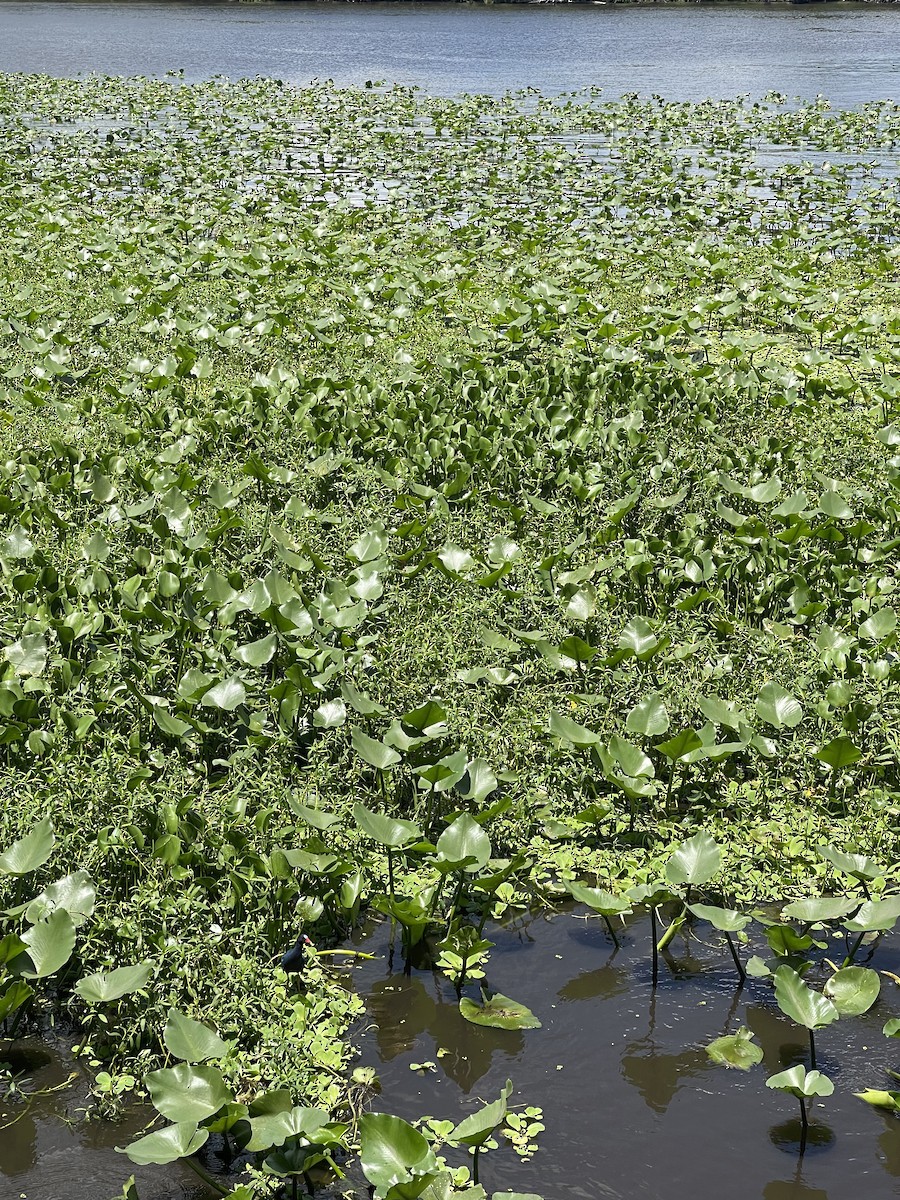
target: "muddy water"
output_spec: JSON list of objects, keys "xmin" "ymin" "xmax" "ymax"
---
[
  {"xmin": 344, "ymin": 908, "xmax": 900, "ymax": 1199},
  {"xmin": 0, "ymin": 1035, "xmax": 206, "ymax": 1200}
]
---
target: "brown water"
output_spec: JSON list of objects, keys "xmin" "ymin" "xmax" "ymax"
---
[
  {"xmin": 342, "ymin": 908, "xmax": 900, "ymax": 1199},
  {"xmin": 0, "ymin": 1035, "xmax": 206, "ymax": 1200}
]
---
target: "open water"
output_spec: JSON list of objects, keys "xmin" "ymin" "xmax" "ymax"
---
[{"xmin": 0, "ymin": 1, "xmax": 899, "ymax": 103}]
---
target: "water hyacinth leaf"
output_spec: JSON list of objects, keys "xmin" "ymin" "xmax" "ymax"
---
[
  {"xmin": 436, "ymin": 813, "xmax": 491, "ymax": 872},
  {"xmin": 200, "ymin": 676, "xmax": 246, "ymax": 711},
  {"xmin": 823, "ymin": 967, "xmax": 880, "ymax": 1016},
  {"xmin": 4, "ymin": 633, "xmax": 48, "ymax": 678},
  {"xmin": 145, "ymin": 1062, "xmax": 231, "ymax": 1122},
  {"xmin": 706, "ymin": 1027, "xmax": 763, "ymax": 1070},
  {"xmin": 815, "ymin": 737, "xmax": 861, "ymax": 771},
  {"xmin": 353, "ymin": 804, "xmax": 421, "ymax": 849},
  {"xmin": 451, "ymin": 1080, "xmax": 513, "ymax": 1146},
  {"xmin": 626, "ymin": 692, "xmax": 669, "ymax": 738},
  {"xmin": 773, "ymin": 965, "xmax": 839, "ymax": 1031},
  {"xmin": 18, "ymin": 908, "xmax": 75, "ymax": 979},
  {"xmin": 120, "ymin": 1122, "xmax": 209, "ymax": 1166},
  {"xmin": 163, "ymin": 1009, "xmax": 231, "ymax": 1062},
  {"xmin": 666, "ymin": 831, "xmax": 722, "ymax": 887},
  {"xmin": 352, "ymin": 727, "xmax": 401, "ymax": 771},
  {"xmin": 358, "ymin": 1112, "xmax": 437, "ymax": 1198},
  {"xmin": 75, "ymin": 962, "xmax": 154, "ymax": 1005},
  {"xmin": 0, "ymin": 816, "xmax": 55, "ymax": 876},
  {"xmin": 755, "ymin": 682, "xmax": 803, "ymax": 730},
  {"xmin": 459, "ymin": 994, "xmax": 541, "ymax": 1030}
]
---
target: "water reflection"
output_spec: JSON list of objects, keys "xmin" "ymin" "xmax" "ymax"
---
[{"xmin": 365, "ymin": 973, "xmax": 523, "ymax": 1092}]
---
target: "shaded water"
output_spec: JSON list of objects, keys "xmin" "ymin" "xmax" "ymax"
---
[
  {"xmin": 2, "ymin": 2, "xmax": 900, "ymax": 103},
  {"xmin": 0, "ymin": 1035, "xmax": 205, "ymax": 1200},
  {"xmin": 344, "ymin": 909, "xmax": 900, "ymax": 1199}
]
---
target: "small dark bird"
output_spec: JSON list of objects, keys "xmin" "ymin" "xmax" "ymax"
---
[{"xmin": 281, "ymin": 933, "xmax": 313, "ymax": 974}]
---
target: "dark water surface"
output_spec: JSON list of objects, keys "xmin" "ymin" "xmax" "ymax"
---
[
  {"xmin": 343, "ymin": 909, "xmax": 900, "ymax": 1200},
  {"xmin": 0, "ymin": 1035, "xmax": 205, "ymax": 1200},
  {"xmin": 1, "ymin": 1, "xmax": 900, "ymax": 102}
]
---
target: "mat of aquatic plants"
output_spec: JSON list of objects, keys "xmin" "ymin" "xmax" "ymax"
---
[
  {"xmin": 346, "ymin": 907, "xmax": 900, "ymax": 1200},
  {"xmin": 3, "ymin": 71, "xmax": 900, "ymax": 1199}
]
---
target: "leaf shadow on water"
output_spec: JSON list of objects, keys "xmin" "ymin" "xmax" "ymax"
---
[
  {"xmin": 769, "ymin": 1119, "xmax": 835, "ymax": 1155},
  {"xmin": 364, "ymin": 974, "xmax": 524, "ymax": 1093}
]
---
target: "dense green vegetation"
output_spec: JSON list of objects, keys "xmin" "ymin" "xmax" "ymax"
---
[{"xmin": 2, "ymin": 74, "xmax": 900, "ymax": 1195}]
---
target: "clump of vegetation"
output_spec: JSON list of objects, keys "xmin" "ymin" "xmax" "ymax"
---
[{"xmin": 2, "ymin": 73, "xmax": 900, "ymax": 1194}]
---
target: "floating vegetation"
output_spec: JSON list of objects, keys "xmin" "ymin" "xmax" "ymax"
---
[{"xmin": 2, "ymin": 72, "xmax": 900, "ymax": 1195}]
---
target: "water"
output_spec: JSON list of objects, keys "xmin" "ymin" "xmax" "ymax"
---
[
  {"xmin": 343, "ymin": 909, "xmax": 900, "ymax": 1200},
  {"xmin": 0, "ymin": 1035, "xmax": 205, "ymax": 1200},
  {"xmin": 0, "ymin": 1, "xmax": 899, "ymax": 103}
]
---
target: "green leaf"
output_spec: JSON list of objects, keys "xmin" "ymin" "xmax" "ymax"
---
[
  {"xmin": 755, "ymin": 682, "xmax": 803, "ymax": 730},
  {"xmin": 75, "ymin": 962, "xmax": 154, "ymax": 1004},
  {"xmin": 200, "ymin": 676, "xmax": 247, "ymax": 711},
  {"xmin": 859, "ymin": 607, "xmax": 897, "ymax": 642},
  {"xmin": 706, "ymin": 1027, "xmax": 763, "ymax": 1070},
  {"xmin": 773, "ymin": 965, "xmax": 839, "ymax": 1031},
  {"xmin": 819, "ymin": 845, "xmax": 880, "ymax": 881},
  {"xmin": 359, "ymin": 1112, "xmax": 437, "ymax": 1199},
  {"xmin": 815, "ymin": 737, "xmax": 861, "ymax": 771},
  {"xmin": 855, "ymin": 1088, "xmax": 900, "ymax": 1112},
  {"xmin": 459, "ymin": 993, "xmax": 541, "ymax": 1030},
  {"xmin": 20, "ymin": 909, "xmax": 76, "ymax": 978},
  {"xmin": 24, "ymin": 870, "xmax": 95, "ymax": 927},
  {"xmin": 0, "ymin": 817, "xmax": 55, "ymax": 876},
  {"xmin": 120, "ymin": 1122, "xmax": 209, "ymax": 1166},
  {"xmin": 548, "ymin": 711, "xmax": 601, "ymax": 748},
  {"xmin": 232, "ymin": 633, "xmax": 277, "ymax": 667},
  {"xmin": 435, "ymin": 813, "xmax": 491, "ymax": 873},
  {"xmin": 665, "ymin": 831, "xmax": 722, "ymax": 887},
  {"xmin": 451, "ymin": 1080, "xmax": 513, "ymax": 1146},
  {"xmin": 655, "ymin": 728, "xmax": 702, "ymax": 762},
  {"xmin": 457, "ymin": 758, "xmax": 498, "ymax": 804},
  {"xmin": 352, "ymin": 727, "xmax": 401, "ymax": 771},
  {"xmin": 567, "ymin": 882, "xmax": 632, "ymax": 918},
  {"xmin": 766, "ymin": 1065, "xmax": 834, "ymax": 1099},
  {"xmin": 781, "ymin": 897, "xmax": 856, "ymax": 924},
  {"xmin": 353, "ymin": 804, "xmax": 421, "ymax": 849},
  {"xmin": 626, "ymin": 692, "xmax": 669, "ymax": 738},
  {"xmin": 688, "ymin": 903, "xmax": 750, "ymax": 933},
  {"xmin": 246, "ymin": 1105, "xmax": 332, "ymax": 1152},
  {"xmin": 4, "ymin": 633, "xmax": 48, "ymax": 678},
  {"xmin": 0, "ymin": 980, "xmax": 33, "ymax": 1022},
  {"xmin": 350, "ymin": 525, "xmax": 389, "ymax": 563},
  {"xmin": 145, "ymin": 1063, "xmax": 231, "ymax": 1123},
  {"xmin": 844, "ymin": 895, "xmax": 900, "ymax": 932},
  {"xmin": 163, "ymin": 1009, "xmax": 231, "ymax": 1062},
  {"xmin": 617, "ymin": 616, "xmax": 662, "ymax": 660},
  {"xmin": 823, "ymin": 966, "xmax": 880, "ymax": 1016}
]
